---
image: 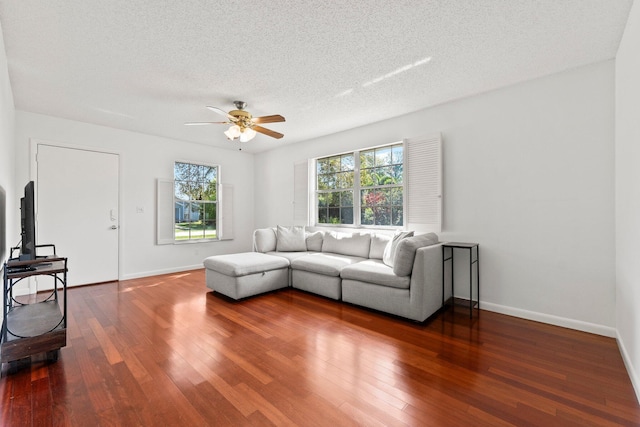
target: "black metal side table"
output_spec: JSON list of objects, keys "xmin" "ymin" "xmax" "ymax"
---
[{"xmin": 442, "ymin": 242, "xmax": 479, "ymax": 318}]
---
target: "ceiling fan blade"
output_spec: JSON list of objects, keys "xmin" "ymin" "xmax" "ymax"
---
[
  {"xmin": 206, "ymin": 106, "xmax": 237, "ymax": 121},
  {"xmin": 252, "ymin": 114, "xmax": 286, "ymax": 124},
  {"xmin": 253, "ymin": 125, "xmax": 284, "ymax": 139},
  {"xmin": 184, "ymin": 121, "xmax": 228, "ymax": 126}
]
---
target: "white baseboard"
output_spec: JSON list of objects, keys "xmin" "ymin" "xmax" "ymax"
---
[
  {"xmin": 120, "ymin": 264, "xmax": 203, "ymax": 281},
  {"xmin": 617, "ymin": 331, "xmax": 640, "ymax": 404},
  {"xmin": 480, "ymin": 301, "xmax": 617, "ymax": 338}
]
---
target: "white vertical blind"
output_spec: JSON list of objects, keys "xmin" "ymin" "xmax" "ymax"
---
[
  {"xmin": 219, "ymin": 183, "xmax": 234, "ymax": 240},
  {"xmin": 293, "ymin": 160, "xmax": 310, "ymax": 226},
  {"xmin": 156, "ymin": 179, "xmax": 174, "ymax": 245},
  {"xmin": 405, "ymin": 133, "xmax": 442, "ymax": 232}
]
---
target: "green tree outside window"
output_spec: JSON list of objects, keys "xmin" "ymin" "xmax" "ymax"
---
[
  {"xmin": 316, "ymin": 143, "xmax": 403, "ymax": 227},
  {"xmin": 174, "ymin": 162, "xmax": 218, "ymax": 240}
]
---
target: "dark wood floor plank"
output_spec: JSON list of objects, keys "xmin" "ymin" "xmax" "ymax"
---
[
  {"xmin": 182, "ymin": 381, "xmax": 246, "ymax": 426},
  {"xmin": 8, "ymin": 365, "xmax": 33, "ymax": 426},
  {"xmin": 56, "ymin": 343, "xmax": 101, "ymax": 426},
  {"xmin": 31, "ymin": 376, "xmax": 54, "ymax": 426},
  {"xmin": 165, "ymin": 337, "xmax": 258, "ymax": 417},
  {"xmin": 0, "ymin": 376, "xmax": 12, "ymax": 423},
  {"xmin": 338, "ymin": 400, "xmax": 392, "ymax": 427},
  {"xmin": 1, "ymin": 269, "xmax": 639, "ymax": 426}
]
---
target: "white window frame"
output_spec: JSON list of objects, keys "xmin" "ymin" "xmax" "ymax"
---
[
  {"xmin": 303, "ymin": 133, "xmax": 442, "ymax": 233},
  {"xmin": 313, "ymin": 141, "xmax": 405, "ymax": 230},
  {"xmin": 173, "ymin": 161, "xmax": 220, "ymax": 243}
]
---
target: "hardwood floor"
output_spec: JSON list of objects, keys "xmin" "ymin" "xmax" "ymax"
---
[{"xmin": 1, "ymin": 269, "xmax": 639, "ymax": 426}]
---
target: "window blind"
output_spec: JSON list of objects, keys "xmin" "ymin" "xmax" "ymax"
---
[
  {"xmin": 293, "ymin": 160, "xmax": 310, "ymax": 226},
  {"xmin": 405, "ymin": 133, "xmax": 442, "ymax": 232},
  {"xmin": 156, "ymin": 179, "xmax": 174, "ymax": 245},
  {"xmin": 219, "ymin": 183, "xmax": 234, "ymax": 240}
]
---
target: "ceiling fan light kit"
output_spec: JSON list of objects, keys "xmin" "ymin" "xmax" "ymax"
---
[
  {"xmin": 185, "ymin": 100, "xmax": 285, "ymax": 144},
  {"xmin": 223, "ymin": 124, "xmax": 241, "ymax": 140},
  {"xmin": 239, "ymin": 128, "xmax": 257, "ymax": 142}
]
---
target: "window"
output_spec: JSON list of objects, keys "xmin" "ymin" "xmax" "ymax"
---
[
  {"xmin": 315, "ymin": 142, "xmax": 404, "ymax": 227},
  {"xmin": 359, "ymin": 144, "xmax": 404, "ymax": 226},
  {"xmin": 297, "ymin": 133, "xmax": 441, "ymax": 232},
  {"xmin": 316, "ymin": 153, "xmax": 355, "ymax": 225},
  {"xmin": 174, "ymin": 161, "xmax": 218, "ymax": 241}
]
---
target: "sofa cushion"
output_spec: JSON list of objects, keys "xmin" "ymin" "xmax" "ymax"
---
[
  {"xmin": 383, "ymin": 231, "xmax": 414, "ymax": 267},
  {"xmin": 276, "ymin": 225, "xmax": 307, "ymax": 252},
  {"xmin": 266, "ymin": 251, "xmax": 311, "ymax": 262},
  {"xmin": 341, "ymin": 259, "xmax": 411, "ymax": 289},
  {"xmin": 306, "ymin": 231, "xmax": 324, "ymax": 251},
  {"xmin": 203, "ymin": 252, "xmax": 289, "ymax": 277},
  {"xmin": 393, "ymin": 233, "xmax": 439, "ymax": 276},
  {"xmin": 369, "ymin": 234, "xmax": 391, "ymax": 260},
  {"xmin": 322, "ymin": 231, "xmax": 371, "ymax": 258},
  {"xmin": 291, "ymin": 253, "xmax": 366, "ymax": 277},
  {"xmin": 253, "ymin": 228, "xmax": 277, "ymax": 253}
]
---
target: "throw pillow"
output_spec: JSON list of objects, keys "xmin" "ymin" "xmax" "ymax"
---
[
  {"xmin": 382, "ymin": 231, "xmax": 414, "ymax": 267},
  {"xmin": 305, "ymin": 231, "xmax": 324, "ymax": 251},
  {"xmin": 393, "ymin": 232, "xmax": 439, "ymax": 276},
  {"xmin": 253, "ymin": 228, "xmax": 277, "ymax": 252},
  {"xmin": 322, "ymin": 231, "xmax": 371, "ymax": 258},
  {"xmin": 276, "ymin": 225, "xmax": 307, "ymax": 252},
  {"xmin": 369, "ymin": 234, "xmax": 391, "ymax": 260}
]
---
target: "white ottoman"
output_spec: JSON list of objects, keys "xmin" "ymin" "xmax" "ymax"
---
[{"xmin": 203, "ymin": 252, "xmax": 289, "ymax": 299}]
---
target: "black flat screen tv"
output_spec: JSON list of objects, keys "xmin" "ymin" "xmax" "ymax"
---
[{"xmin": 20, "ymin": 181, "xmax": 36, "ymax": 260}]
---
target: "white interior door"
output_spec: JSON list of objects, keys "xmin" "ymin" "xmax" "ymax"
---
[{"xmin": 36, "ymin": 144, "xmax": 119, "ymax": 287}]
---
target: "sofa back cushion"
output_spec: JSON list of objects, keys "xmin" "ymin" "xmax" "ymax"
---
[
  {"xmin": 306, "ymin": 231, "xmax": 324, "ymax": 251},
  {"xmin": 393, "ymin": 233, "xmax": 439, "ymax": 276},
  {"xmin": 253, "ymin": 228, "xmax": 277, "ymax": 253},
  {"xmin": 382, "ymin": 231, "xmax": 414, "ymax": 267},
  {"xmin": 276, "ymin": 225, "xmax": 307, "ymax": 252},
  {"xmin": 369, "ymin": 234, "xmax": 391, "ymax": 259},
  {"xmin": 322, "ymin": 231, "xmax": 371, "ymax": 258}
]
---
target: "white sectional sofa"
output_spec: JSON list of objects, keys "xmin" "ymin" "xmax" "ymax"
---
[{"xmin": 204, "ymin": 226, "xmax": 444, "ymax": 322}]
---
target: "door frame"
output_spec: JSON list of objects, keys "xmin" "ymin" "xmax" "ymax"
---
[{"xmin": 29, "ymin": 138, "xmax": 123, "ymax": 284}]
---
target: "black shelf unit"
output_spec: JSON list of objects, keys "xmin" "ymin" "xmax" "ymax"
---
[
  {"xmin": 1, "ymin": 248, "xmax": 68, "ymax": 364},
  {"xmin": 442, "ymin": 242, "xmax": 479, "ymax": 318}
]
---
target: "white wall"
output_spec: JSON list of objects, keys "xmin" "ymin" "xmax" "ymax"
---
[
  {"xmin": 255, "ymin": 61, "xmax": 616, "ymax": 335},
  {"xmin": 0, "ymin": 22, "xmax": 15, "ymax": 256},
  {"xmin": 0, "ymin": 22, "xmax": 16, "ymax": 318},
  {"xmin": 615, "ymin": 0, "xmax": 640, "ymax": 402},
  {"xmin": 14, "ymin": 111, "xmax": 255, "ymax": 279}
]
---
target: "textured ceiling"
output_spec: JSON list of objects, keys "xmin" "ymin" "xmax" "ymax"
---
[{"xmin": 0, "ymin": 0, "xmax": 634, "ymax": 153}]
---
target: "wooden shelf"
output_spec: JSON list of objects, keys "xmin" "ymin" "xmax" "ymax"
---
[
  {"xmin": 1, "ymin": 326, "xmax": 66, "ymax": 363},
  {"xmin": 5, "ymin": 258, "xmax": 66, "ymax": 278},
  {"xmin": 444, "ymin": 296, "xmax": 479, "ymax": 310},
  {"xmin": 4, "ymin": 301, "xmax": 64, "ymax": 338}
]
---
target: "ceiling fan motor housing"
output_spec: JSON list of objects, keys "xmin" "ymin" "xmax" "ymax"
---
[
  {"xmin": 229, "ymin": 109, "xmax": 251, "ymax": 119},
  {"xmin": 233, "ymin": 100, "xmax": 248, "ymax": 110},
  {"xmin": 229, "ymin": 109, "xmax": 253, "ymax": 129}
]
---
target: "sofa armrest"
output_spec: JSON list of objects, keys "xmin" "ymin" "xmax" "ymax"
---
[{"xmin": 409, "ymin": 243, "xmax": 444, "ymax": 321}]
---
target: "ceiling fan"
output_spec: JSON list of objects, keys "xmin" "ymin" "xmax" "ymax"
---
[{"xmin": 185, "ymin": 101, "xmax": 285, "ymax": 142}]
